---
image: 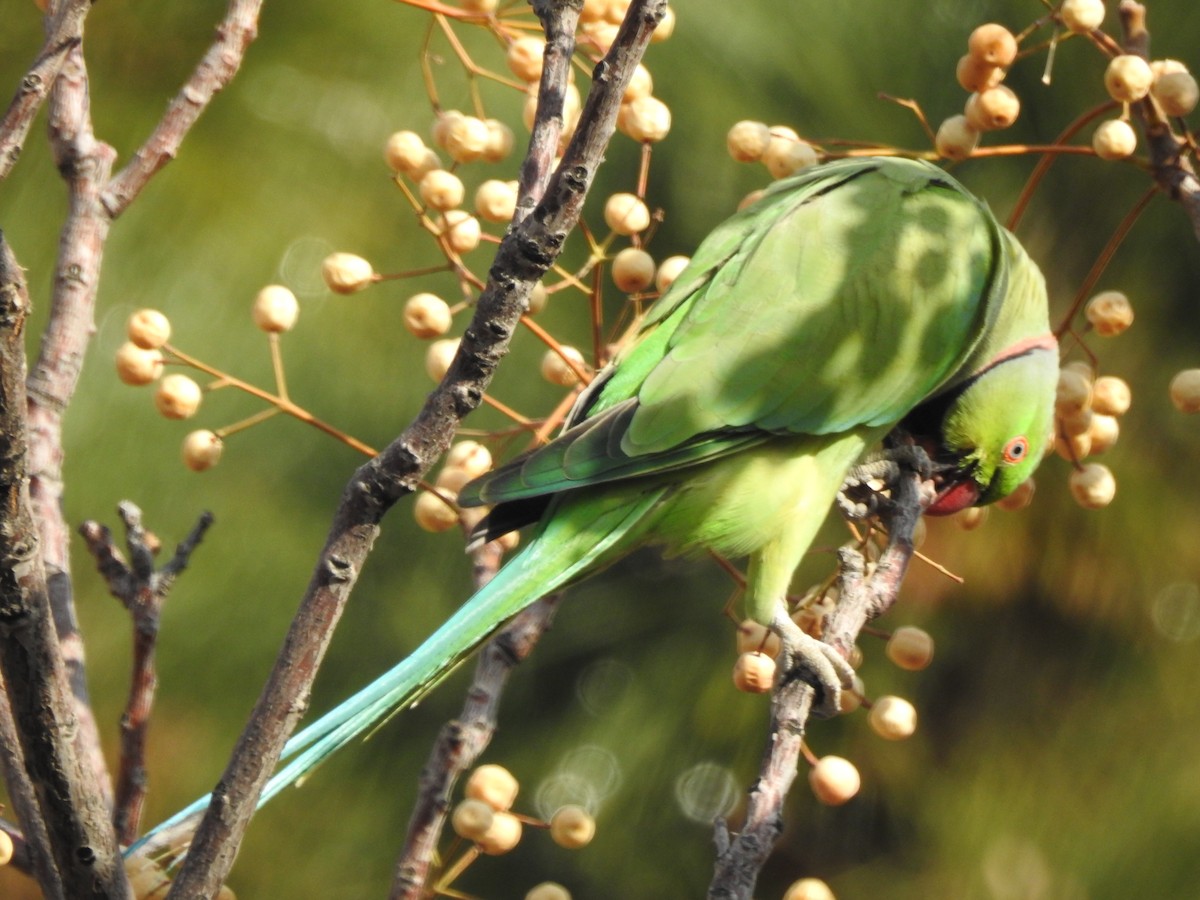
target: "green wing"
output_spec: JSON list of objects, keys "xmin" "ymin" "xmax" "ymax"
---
[{"xmin": 462, "ymin": 157, "xmax": 1009, "ymax": 509}]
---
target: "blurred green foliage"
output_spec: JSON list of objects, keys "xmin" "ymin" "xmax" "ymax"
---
[{"xmin": 3, "ymin": 1, "xmax": 1200, "ymax": 897}]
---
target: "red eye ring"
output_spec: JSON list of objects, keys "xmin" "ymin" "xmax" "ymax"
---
[{"xmin": 1002, "ymin": 436, "xmax": 1029, "ymax": 464}]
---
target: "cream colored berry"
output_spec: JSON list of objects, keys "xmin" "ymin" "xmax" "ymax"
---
[
  {"xmin": 967, "ymin": 24, "xmax": 1018, "ymax": 68},
  {"xmin": 440, "ymin": 210, "xmax": 482, "ymax": 254},
  {"xmin": 506, "ymin": 36, "xmax": 545, "ymax": 82},
  {"xmin": 0, "ymin": 828, "xmax": 14, "ymax": 866},
  {"xmin": 541, "ymin": 345, "xmax": 586, "ymax": 387},
  {"xmin": 1151, "ymin": 59, "xmax": 1189, "ymax": 80},
  {"xmin": 322, "ymin": 253, "xmax": 375, "ymax": 294},
  {"xmin": 1169, "ymin": 369, "xmax": 1200, "ymax": 413},
  {"xmin": 1055, "ymin": 428, "xmax": 1092, "ymax": 463},
  {"xmin": 809, "ymin": 756, "xmax": 860, "ymax": 806},
  {"xmin": 735, "ymin": 619, "xmax": 782, "ymax": 657},
  {"xmin": 155, "ymin": 374, "xmax": 202, "ymax": 420},
  {"xmin": 603, "ymin": 193, "xmax": 651, "ymax": 235},
  {"xmin": 965, "ymin": 85, "xmax": 1020, "ymax": 131},
  {"xmin": 624, "ymin": 63, "xmax": 654, "ymax": 103},
  {"xmin": 1060, "ymin": 405, "xmax": 1093, "ymax": 438},
  {"xmin": 612, "ymin": 247, "xmax": 656, "ymax": 293},
  {"xmin": 127, "ymin": 309, "xmax": 171, "ymax": 349},
  {"xmin": 1070, "ymin": 463, "xmax": 1116, "ymax": 509},
  {"xmin": 527, "ymin": 281, "xmax": 549, "ymax": 316},
  {"xmin": 763, "ymin": 135, "xmax": 819, "ymax": 179},
  {"xmin": 1105, "ymin": 55, "xmax": 1154, "ymax": 103},
  {"xmin": 726, "ymin": 120, "xmax": 772, "ymax": 163},
  {"xmin": 1085, "ymin": 290, "xmax": 1134, "ymax": 335},
  {"xmin": 1152, "ymin": 70, "xmax": 1199, "ymax": 116},
  {"xmin": 549, "ymin": 805, "xmax": 596, "ymax": 849},
  {"xmin": 483, "ymin": 119, "xmax": 514, "ymax": 163},
  {"xmin": 181, "ymin": 430, "xmax": 223, "ymax": 472},
  {"xmin": 436, "ymin": 466, "xmax": 474, "ymax": 494},
  {"xmin": 420, "ymin": 169, "xmax": 466, "ymax": 211},
  {"xmin": 955, "ymin": 505, "xmax": 988, "ymax": 530},
  {"xmin": 526, "ymin": 884, "xmax": 571, "ymax": 900},
  {"xmin": 886, "ymin": 626, "xmax": 934, "ymax": 671},
  {"xmin": 384, "ymin": 130, "xmax": 428, "ymax": 175},
  {"xmin": 1087, "ymin": 413, "xmax": 1120, "ymax": 454},
  {"xmin": 732, "ymin": 651, "xmax": 776, "ymax": 693},
  {"xmin": 652, "ymin": 5, "xmax": 675, "ymax": 41},
  {"xmin": 1063, "ymin": 359, "xmax": 1096, "ymax": 381},
  {"xmin": 956, "ymin": 54, "xmax": 1004, "ymax": 93},
  {"xmin": 477, "ymin": 810, "xmax": 523, "ymax": 855},
  {"xmin": 869, "ymin": 695, "xmax": 918, "ymax": 740},
  {"xmin": 618, "ymin": 95, "xmax": 671, "ymax": 143},
  {"xmin": 116, "ymin": 342, "xmax": 164, "ymax": 386},
  {"xmin": 1060, "ymin": 0, "xmax": 1105, "ymax": 33},
  {"xmin": 996, "ymin": 477, "xmax": 1036, "ymax": 511},
  {"xmin": 523, "ymin": 83, "xmax": 582, "ymax": 132},
  {"xmin": 252, "ymin": 284, "xmax": 299, "ymax": 333},
  {"xmin": 655, "ymin": 255, "xmax": 690, "ymax": 293},
  {"xmin": 431, "ymin": 110, "xmax": 464, "ymax": 149},
  {"xmin": 1091, "ymin": 375, "xmax": 1131, "ymax": 416},
  {"xmin": 475, "ymin": 179, "xmax": 518, "ymax": 223},
  {"xmin": 839, "ymin": 674, "xmax": 865, "ymax": 714},
  {"xmin": 425, "ymin": 338, "xmax": 460, "ymax": 382},
  {"xmin": 442, "ymin": 115, "xmax": 490, "ymax": 164},
  {"xmin": 451, "ymin": 798, "xmax": 495, "ymax": 841},
  {"xmin": 414, "ymin": 489, "xmax": 459, "ymax": 532},
  {"xmin": 403, "ymin": 293, "xmax": 452, "ymax": 339},
  {"xmin": 1092, "ymin": 119, "xmax": 1137, "ymax": 160},
  {"xmin": 935, "ymin": 115, "xmax": 980, "ymax": 161},
  {"xmin": 446, "ymin": 441, "xmax": 492, "ymax": 477},
  {"xmin": 407, "ymin": 147, "xmax": 442, "ymax": 182},
  {"xmin": 603, "ymin": 0, "xmax": 631, "ymax": 23},
  {"xmin": 783, "ymin": 877, "xmax": 836, "ymax": 900},
  {"xmin": 1056, "ymin": 368, "xmax": 1093, "ymax": 415},
  {"xmin": 466, "ymin": 763, "xmax": 519, "ymax": 811}
]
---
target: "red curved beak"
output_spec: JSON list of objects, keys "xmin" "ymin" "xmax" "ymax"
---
[{"xmin": 926, "ymin": 478, "xmax": 980, "ymax": 516}]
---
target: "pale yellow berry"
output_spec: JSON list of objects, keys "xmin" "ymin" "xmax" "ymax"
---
[
  {"xmin": 839, "ymin": 674, "xmax": 865, "ymax": 714},
  {"xmin": 651, "ymin": 5, "xmax": 675, "ymax": 41},
  {"xmin": 1060, "ymin": 405, "xmax": 1093, "ymax": 438},
  {"xmin": 252, "ymin": 284, "xmax": 299, "ymax": 333},
  {"xmin": 549, "ymin": 805, "xmax": 596, "ymax": 849},
  {"xmin": 414, "ymin": 489, "xmax": 459, "ymax": 532},
  {"xmin": 1152, "ymin": 70, "xmax": 1199, "ymax": 116},
  {"xmin": 527, "ymin": 281, "xmax": 549, "ymax": 316},
  {"xmin": 967, "ymin": 23, "xmax": 1018, "ymax": 68},
  {"xmin": 1056, "ymin": 368, "xmax": 1093, "ymax": 415},
  {"xmin": 483, "ymin": 119, "xmax": 515, "ymax": 163},
  {"xmin": 1092, "ymin": 119, "xmax": 1137, "ymax": 160},
  {"xmin": 964, "ymin": 85, "xmax": 1020, "ymax": 131},
  {"xmin": 407, "ymin": 147, "xmax": 443, "ymax": 182},
  {"xmin": 439, "ymin": 210, "xmax": 482, "ymax": 254},
  {"xmin": 425, "ymin": 338, "xmax": 460, "ymax": 382},
  {"xmin": 181, "ymin": 430, "xmax": 223, "ymax": 472},
  {"xmin": 956, "ymin": 54, "xmax": 1004, "ymax": 93},
  {"xmin": 763, "ymin": 135, "xmax": 820, "ymax": 179},
  {"xmin": 216, "ymin": 887, "xmax": 236, "ymax": 900},
  {"xmin": 403, "ymin": 293, "xmax": 452, "ymax": 339},
  {"xmin": 1169, "ymin": 369, "xmax": 1200, "ymax": 413},
  {"xmin": 436, "ymin": 466, "xmax": 475, "ymax": 493},
  {"xmin": 783, "ymin": 877, "xmax": 836, "ymax": 900},
  {"xmin": 477, "ymin": 810, "xmax": 523, "ymax": 855},
  {"xmin": 869, "ymin": 695, "xmax": 918, "ymax": 740},
  {"xmin": 618, "ymin": 95, "xmax": 672, "ymax": 143},
  {"xmin": 655, "ymin": 255, "xmax": 690, "ymax": 293},
  {"xmin": 1055, "ymin": 428, "xmax": 1092, "ymax": 463},
  {"xmin": 603, "ymin": 193, "xmax": 651, "ymax": 235},
  {"xmin": 445, "ymin": 441, "xmax": 492, "ymax": 477},
  {"xmin": 1091, "ymin": 375, "xmax": 1131, "ymax": 416},
  {"xmin": 996, "ymin": 477, "xmax": 1036, "ymax": 511},
  {"xmin": 115, "ymin": 342, "xmax": 164, "ymax": 386},
  {"xmin": 541, "ymin": 345, "xmax": 586, "ymax": 387},
  {"xmin": 155, "ymin": 374, "xmax": 202, "ymax": 420},
  {"xmin": 1060, "ymin": 0, "xmax": 1105, "ymax": 33},
  {"xmin": 732, "ymin": 651, "xmax": 776, "ymax": 693},
  {"xmin": 451, "ymin": 798, "xmax": 495, "ymax": 841},
  {"xmin": 726, "ymin": 120, "xmax": 771, "ymax": 163},
  {"xmin": 127, "ymin": 309, "xmax": 171, "ymax": 349},
  {"xmin": 603, "ymin": 0, "xmax": 630, "ymax": 23},
  {"xmin": 443, "ymin": 115, "xmax": 491, "ymax": 164},
  {"xmin": 809, "ymin": 756, "xmax": 860, "ymax": 806},
  {"xmin": 1085, "ymin": 290, "xmax": 1134, "ymax": 336},
  {"xmin": 1087, "ymin": 413, "xmax": 1119, "ymax": 454},
  {"xmin": 384, "ymin": 130, "xmax": 428, "ymax": 175},
  {"xmin": 935, "ymin": 115, "xmax": 980, "ymax": 161},
  {"xmin": 580, "ymin": 0, "xmax": 606, "ymax": 22},
  {"xmin": 475, "ymin": 179, "xmax": 518, "ymax": 223},
  {"xmin": 735, "ymin": 619, "xmax": 782, "ymax": 658},
  {"xmin": 886, "ymin": 626, "xmax": 934, "ymax": 671},
  {"xmin": 526, "ymin": 884, "xmax": 572, "ymax": 900},
  {"xmin": 523, "ymin": 83, "xmax": 582, "ymax": 132},
  {"xmin": 1106, "ymin": 55, "xmax": 1154, "ymax": 103},
  {"xmin": 0, "ymin": 829, "xmax": 13, "ymax": 866},
  {"xmin": 1063, "ymin": 359, "xmax": 1096, "ymax": 381},
  {"xmin": 955, "ymin": 505, "xmax": 988, "ymax": 530},
  {"xmin": 1070, "ymin": 463, "xmax": 1116, "ymax": 509},
  {"xmin": 419, "ymin": 169, "xmax": 466, "ymax": 211},
  {"xmin": 322, "ymin": 253, "xmax": 375, "ymax": 294},
  {"xmin": 506, "ymin": 36, "xmax": 545, "ymax": 82},
  {"xmin": 623, "ymin": 63, "xmax": 654, "ymax": 103},
  {"xmin": 466, "ymin": 763, "xmax": 519, "ymax": 811},
  {"xmin": 431, "ymin": 110, "xmax": 464, "ymax": 149},
  {"xmin": 611, "ymin": 247, "xmax": 656, "ymax": 293},
  {"xmin": 1150, "ymin": 59, "xmax": 1189, "ymax": 80}
]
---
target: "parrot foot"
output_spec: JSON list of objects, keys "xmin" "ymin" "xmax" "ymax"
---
[
  {"xmin": 838, "ymin": 444, "xmax": 934, "ymax": 520},
  {"xmin": 769, "ymin": 607, "xmax": 855, "ymax": 719}
]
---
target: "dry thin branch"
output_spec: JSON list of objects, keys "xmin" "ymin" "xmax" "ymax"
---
[
  {"xmin": 166, "ymin": 2, "xmax": 667, "ymax": 895},
  {"xmin": 0, "ymin": 236, "xmax": 128, "ymax": 899}
]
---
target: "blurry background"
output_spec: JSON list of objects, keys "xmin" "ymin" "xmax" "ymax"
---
[{"xmin": 3, "ymin": 1, "xmax": 1200, "ymax": 897}]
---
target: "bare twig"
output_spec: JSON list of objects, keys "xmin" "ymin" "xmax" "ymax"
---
[{"xmin": 166, "ymin": 2, "xmax": 667, "ymax": 896}]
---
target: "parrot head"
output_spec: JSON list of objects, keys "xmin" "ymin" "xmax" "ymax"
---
[{"xmin": 901, "ymin": 336, "xmax": 1059, "ymax": 516}]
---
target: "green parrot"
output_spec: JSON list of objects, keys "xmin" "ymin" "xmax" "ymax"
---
[{"xmin": 136, "ymin": 156, "xmax": 1057, "ymax": 845}]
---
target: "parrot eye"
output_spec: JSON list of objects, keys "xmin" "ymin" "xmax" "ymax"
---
[{"xmin": 1002, "ymin": 436, "xmax": 1028, "ymax": 464}]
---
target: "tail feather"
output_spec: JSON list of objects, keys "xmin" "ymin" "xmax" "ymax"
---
[{"xmin": 127, "ymin": 484, "xmax": 666, "ymax": 858}]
